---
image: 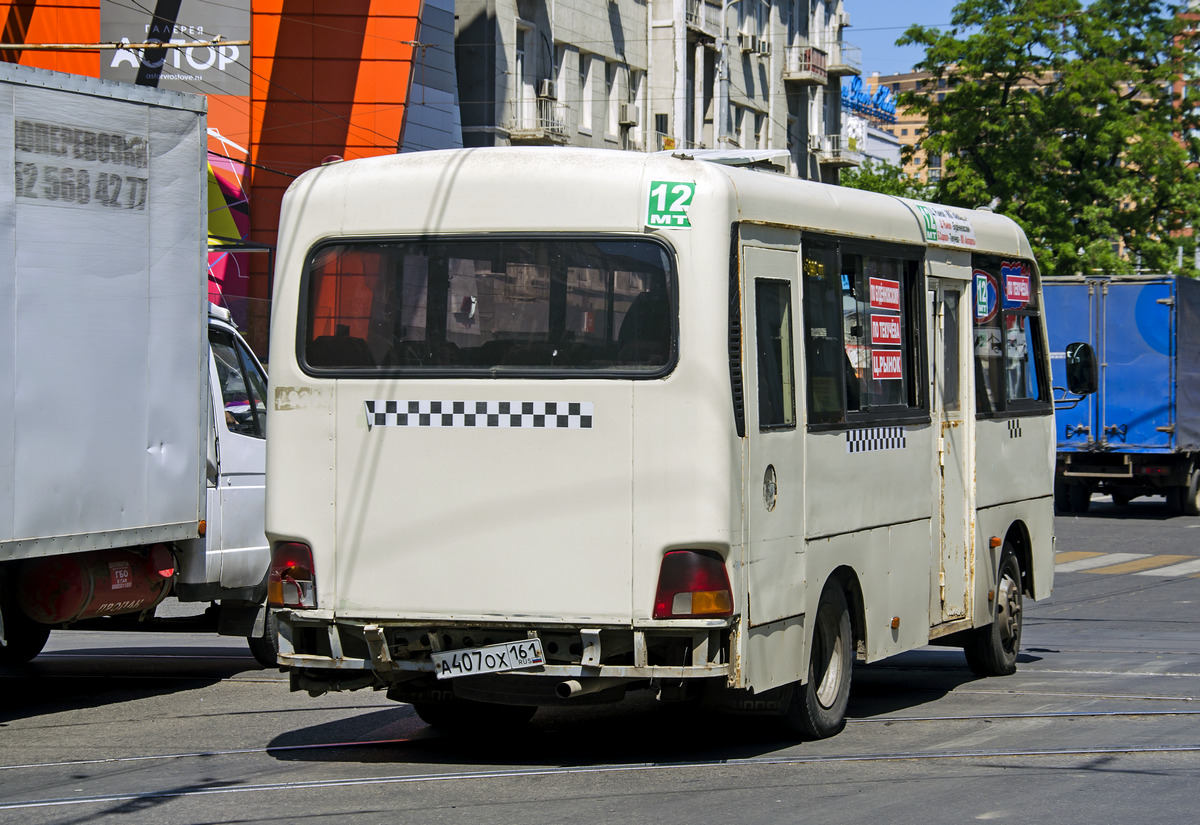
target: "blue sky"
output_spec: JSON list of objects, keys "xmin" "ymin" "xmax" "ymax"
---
[{"xmin": 845, "ymin": 0, "xmax": 961, "ymax": 77}]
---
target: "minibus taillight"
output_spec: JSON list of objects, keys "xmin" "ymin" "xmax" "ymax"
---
[
  {"xmin": 653, "ymin": 550, "xmax": 733, "ymax": 619},
  {"xmin": 268, "ymin": 542, "xmax": 317, "ymax": 609}
]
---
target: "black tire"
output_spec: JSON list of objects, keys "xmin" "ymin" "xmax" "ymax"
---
[
  {"xmin": 964, "ymin": 546, "xmax": 1023, "ymax": 677},
  {"xmin": 1183, "ymin": 472, "xmax": 1200, "ymax": 517},
  {"xmin": 247, "ymin": 608, "xmax": 279, "ymax": 668},
  {"xmin": 1067, "ymin": 483, "xmax": 1091, "ymax": 514},
  {"xmin": 412, "ymin": 696, "xmax": 537, "ymax": 732},
  {"xmin": 784, "ymin": 584, "xmax": 852, "ymax": 739},
  {"xmin": 0, "ymin": 597, "xmax": 51, "ymax": 665},
  {"xmin": 1053, "ymin": 481, "xmax": 1071, "ymax": 514},
  {"xmin": 1166, "ymin": 485, "xmax": 1185, "ymax": 515},
  {"xmin": 1110, "ymin": 489, "xmax": 1135, "ymax": 507}
]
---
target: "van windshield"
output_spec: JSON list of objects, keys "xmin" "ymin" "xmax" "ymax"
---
[{"xmin": 301, "ymin": 237, "xmax": 675, "ymax": 375}]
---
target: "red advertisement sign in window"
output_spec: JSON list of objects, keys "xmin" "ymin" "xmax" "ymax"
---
[
  {"xmin": 870, "ymin": 314, "xmax": 902, "ymax": 347},
  {"xmin": 1005, "ymin": 270, "xmax": 1030, "ymax": 305},
  {"xmin": 871, "ymin": 349, "xmax": 903, "ymax": 380},
  {"xmin": 869, "ymin": 277, "xmax": 901, "ymax": 312}
]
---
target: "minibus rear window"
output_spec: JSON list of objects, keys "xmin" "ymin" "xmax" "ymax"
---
[{"xmin": 300, "ymin": 237, "xmax": 675, "ymax": 375}]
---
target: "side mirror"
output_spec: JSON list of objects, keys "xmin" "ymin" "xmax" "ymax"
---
[{"xmin": 1064, "ymin": 342, "xmax": 1097, "ymax": 395}]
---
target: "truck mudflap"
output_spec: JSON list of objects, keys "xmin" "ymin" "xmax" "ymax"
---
[{"xmin": 277, "ymin": 613, "xmax": 736, "ymax": 697}]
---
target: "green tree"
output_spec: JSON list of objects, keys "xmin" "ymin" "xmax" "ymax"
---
[
  {"xmin": 840, "ymin": 159, "xmax": 936, "ymax": 200},
  {"xmin": 899, "ymin": 0, "xmax": 1200, "ymax": 276}
]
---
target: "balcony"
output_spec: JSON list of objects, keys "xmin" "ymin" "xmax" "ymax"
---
[
  {"xmin": 819, "ymin": 38, "xmax": 862, "ymax": 77},
  {"xmin": 783, "ymin": 45, "xmax": 828, "ymax": 86},
  {"xmin": 809, "ymin": 133, "xmax": 863, "ymax": 168},
  {"xmin": 507, "ymin": 97, "xmax": 571, "ymax": 145},
  {"xmin": 686, "ymin": 0, "xmax": 722, "ymax": 39}
]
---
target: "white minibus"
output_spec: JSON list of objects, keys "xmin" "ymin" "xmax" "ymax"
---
[{"xmin": 265, "ymin": 147, "xmax": 1093, "ymax": 738}]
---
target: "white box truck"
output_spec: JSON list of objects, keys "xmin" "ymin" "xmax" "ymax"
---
[{"xmin": 0, "ymin": 64, "xmax": 272, "ymax": 665}]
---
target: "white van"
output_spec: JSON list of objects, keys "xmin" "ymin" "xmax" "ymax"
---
[{"xmin": 265, "ymin": 147, "xmax": 1088, "ymax": 738}]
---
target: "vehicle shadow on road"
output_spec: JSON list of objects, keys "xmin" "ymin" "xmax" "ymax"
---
[
  {"xmin": 1058, "ymin": 498, "xmax": 1179, "ymax": 521},
  {"xmin": 0, "ymin": 645, "xmax": 263, "ymax": 724},
  {"xmin": 264, "ymin": 648, "xmax": 1003, "ymax": 767}
]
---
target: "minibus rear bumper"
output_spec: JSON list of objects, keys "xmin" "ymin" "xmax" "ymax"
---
[{"xmin": 276, "ymin": 611, "xmax": 736, "ymax": 698}]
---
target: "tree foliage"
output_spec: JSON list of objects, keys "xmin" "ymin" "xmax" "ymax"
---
[
  {"xmin": 899, "ymin": 0, "xmax": 1200, "ymax": 276},
  {"xmin": 840, "ymin": 159, "xmax": 936, "ymax": 201}
]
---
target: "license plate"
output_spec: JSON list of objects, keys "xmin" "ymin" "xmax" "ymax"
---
[{"xmin": 431, "ymin": 639, "xmax": 546, "ymax": 680}]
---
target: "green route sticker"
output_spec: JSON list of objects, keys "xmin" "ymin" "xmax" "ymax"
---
[{"xmin": 646, "ymin": 180, "xmax": 696, "ymax": 228}]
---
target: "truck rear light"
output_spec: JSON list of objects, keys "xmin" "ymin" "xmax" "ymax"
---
[
  {"xmin": 653, "ymin": 549, "xmax": 733, "ymax": 619},
  {"xmin": 268, "ymin": 542, "xmax": 317, "ymax": 609}
]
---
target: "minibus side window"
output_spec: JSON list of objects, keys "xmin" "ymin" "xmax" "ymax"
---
[
  {"xmin": 803, "ymin": 239, "xmax": 925, "ymax": 427},
  {"xmin": 802, "ymin": 244, "xmax": 845, "ymax": 424},
  {"xmin": 971, "ymin": 256, "xmax": 1049, "ymax": 414},
  {"xmin": 756, "ymin": 279, "xmax": 796, "ymax": 430}
]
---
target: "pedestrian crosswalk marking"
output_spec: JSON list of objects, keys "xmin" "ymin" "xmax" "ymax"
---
[
  {"xmin": 1054, "ymin": 551, "xmax": 1104, "ymax": 564},
  {"xmin": 1088, "ymin": 555, "xmax": 1192, "ymax": 575},
  {"xmin": 1132, "ymin": 557, "xmax": 1200, "ymax": 577},
  {"xmin": 1055, "ymin": 551, "xmax": 1200, "ymax": 578},
  {"xmin": 1055, "ymin": 552, "xmax": 1150, "ymax": 573}
]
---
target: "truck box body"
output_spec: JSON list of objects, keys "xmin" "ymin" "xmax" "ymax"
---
[
  {"xmin": 1045, "ymin": 275, "xmax": 1200, "ymax": 507},
  {"xmin": 0, "ymin": 65, "xmax": 271, "ymax": 666},
  {"xmin": 0, "ymin": 63, "xmax": 208, "ymax": 560}
]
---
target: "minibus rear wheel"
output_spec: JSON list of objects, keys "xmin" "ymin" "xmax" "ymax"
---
[
  {"xmin": 413, "ymin": 696, "xmax": 537, "ymax": 732},
  {"xmin": 784, "ymin": 584, "xmax": 852, "ymax": 739},
  {"xmin": 964, "ymin": 546, "xmax": 1022, "ymax": 677}
]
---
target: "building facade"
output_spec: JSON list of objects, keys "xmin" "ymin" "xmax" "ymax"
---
[{"xmin": 456, "ymin": 0, "xmax": 862, "ymax": 182}]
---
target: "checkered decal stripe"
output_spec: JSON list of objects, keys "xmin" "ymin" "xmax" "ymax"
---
[
  {"xmin": 845, "ymin": 427, "xmax": 907, "ymax": 453},
  {"xmin": 1008, "ymin": 419, "xmax": 1023, "ymax": 438},
  {"xmin": 365, "ymin": 401, "xmax": 593, "ymax": 430}
]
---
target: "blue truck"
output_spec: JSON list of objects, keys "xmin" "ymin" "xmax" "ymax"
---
[{"xmin": 1045, "ymin": 275, "xmax": 1200, "ymax": 514}]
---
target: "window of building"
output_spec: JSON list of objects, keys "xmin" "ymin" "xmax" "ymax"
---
[
  {"xmin": 579, "ymin": 52, "xmax": 595, "ymax": 133},
  {"xmin": 606, "ymin": 61, "xmax": 620, "ymax": 136},
  {"xmin": 756, "ymin": 279, "xmax": 796, "ymax": 430},
  {"xmin": 972, "ymin": 255, "xmax": 1050, "ymax": 415},
  {"xmin": 802, "ymin": 238, "xmax": 926, "ymax": 426}
]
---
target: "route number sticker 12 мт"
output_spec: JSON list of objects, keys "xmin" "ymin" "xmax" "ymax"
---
[{"xmin": 647, "ymin": 180, "xmax": 696, "ymax": 228}]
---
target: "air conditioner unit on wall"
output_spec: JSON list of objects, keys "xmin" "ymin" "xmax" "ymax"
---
[
  {"xmin": 757, "ymin": 40, "xmax": 771, "ymax": 56},
  {"xmin": 538, "ymin": 79, "xmax": 557, "ymax": 100},
  {"xmin": 739, "ymin": 34, "xmax": 759, "ymax": 53},
  {"xmin": 619, "ymin": 103, "xmax": 639, "ymax": 127}
]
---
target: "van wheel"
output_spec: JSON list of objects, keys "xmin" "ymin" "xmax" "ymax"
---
[
  {"xmin": 784, "ymin": 585, "xmax": 852, "ymax": 739},
  {"xmin": 964, "ymin": 546, "xmax": 1022, "ymax": 677},
  {"xmin": 247, "ymin": 609, "xmax": 279, "ymax": 668},
  {"xmin": 413, "ymin": 697, "xmax": 537, "ymax": 732}
]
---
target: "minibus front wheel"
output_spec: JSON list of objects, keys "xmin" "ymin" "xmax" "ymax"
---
[
  {"xmin": 784, "ymin": 584, "xmax": 852, "ymax": 739},
  {"xmin": 964, "ymin": 546, "xmax": 1023, "ymax": 677}
]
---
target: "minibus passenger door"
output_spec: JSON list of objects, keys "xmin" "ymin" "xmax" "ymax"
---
[
  {"xmin": 743, "ymin": 245, "xmax": 806, "ymax": 635},
  {"xmin": 930, "ymin": 278, "xmax": 971, "ymax": 622}
]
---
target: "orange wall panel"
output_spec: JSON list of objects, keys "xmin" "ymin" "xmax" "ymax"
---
[{"xmin": 1, "ymin": 1, "xmax": 100, "ymax": 75}]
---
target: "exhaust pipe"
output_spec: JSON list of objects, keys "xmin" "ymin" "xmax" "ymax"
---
[{"xmin": 556, "ymin": 677, "xmax": 633, "ymax": 699}]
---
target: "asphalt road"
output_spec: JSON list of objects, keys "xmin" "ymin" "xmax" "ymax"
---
[{"xmin": 2, "ymin": 500, "xmax": 1198, "ymax": 825}]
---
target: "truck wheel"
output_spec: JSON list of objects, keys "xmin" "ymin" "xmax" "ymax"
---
[
  {"xmin": 413, "ymin": 696, "xmax": 537, "ymax": 732},
  {"xmin": 1067, "ymin": 483, "xmax": 1091, "ymax": 514},
  {"xmin": 246, "ymin": 609, "xmax": 279, "ymax": 668},
  {"xmin": 1183, "ymin": 472, "xmax": 1200, "ymax": 517},
  {"xmin": 964, "ymin": 546, "xmax": 1022, "ymax": 677},
  {"xmin": 0, "ymin": 598, "xmax": 51, "ymax": 665},
  {"xmin": 783, "ymin": 584, "xmax": 852, "ymax": 739},
  {"xmin": 1053, "ymin": 481, "xmax": 1071, "ymax": 514}
]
